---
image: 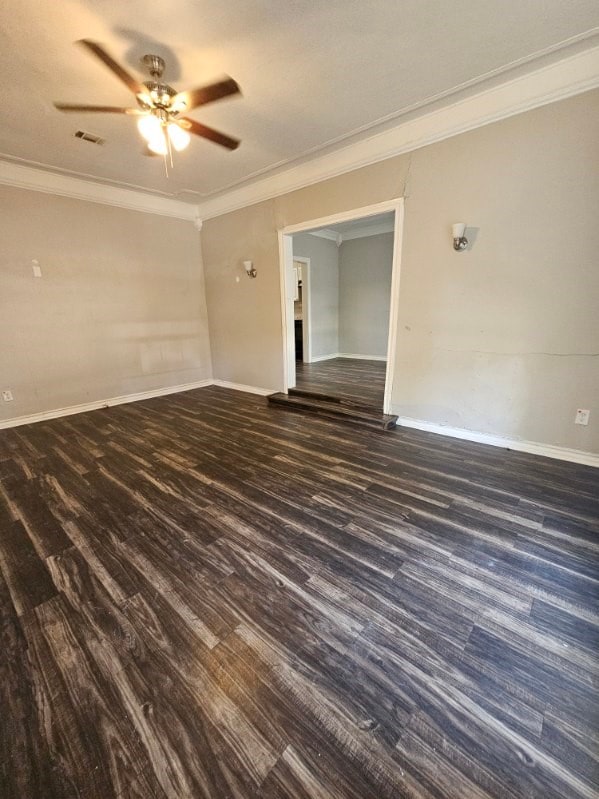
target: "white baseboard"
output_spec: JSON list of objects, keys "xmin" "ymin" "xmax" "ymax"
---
[
  {"xmin": 338, "ymin": 353, "xmax": 387, "ymax": 361},
  {"xmin": 0, "ymin": 379, "xmax": 213, "ymax": 430},
  {"xmin": 0, "ymin": 378, "xmax": 278, "ymax": 430},
  {"xmin": 4, "ymin": 382, "xmax": 596, "ymax": 469},
  {"xmin": 396, "ymin": 416, "xmax": 599, "ymax": 468},
  {"xmin": 308, "ymin": 352, "xmax": 387, "ymax": 363},
  {"xmin": 211, "ymin": 379, "xmax": 273, "ymax": 396},
  {"xmin": 309, "ymin": 353, "xmax": 340, "ymax": 363}
]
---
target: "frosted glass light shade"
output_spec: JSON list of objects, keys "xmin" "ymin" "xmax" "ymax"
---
[
  {"xmin": 452, "ymin": 223, "xmax": 466, "ymax": 239},
  {"xmin": 147, "ymin": 134, "xmax": 168, "ymax": 155},
  {"xmin": 168, "ymin": 123, "xmax": 191, "ymax": 151},
  {"xmin": 137, "ymin": 114, "xmax": 162, "ymax": 141}
]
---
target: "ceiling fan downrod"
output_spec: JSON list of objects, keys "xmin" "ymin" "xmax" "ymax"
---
[{"xmin": 141, "ymin": 54, "xmax": 166, "ymax": 80}]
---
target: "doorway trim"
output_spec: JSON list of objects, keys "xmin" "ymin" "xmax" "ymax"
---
[{"xmin": 277, "ymin": 198, "xmax": 404, "ymax": 415}]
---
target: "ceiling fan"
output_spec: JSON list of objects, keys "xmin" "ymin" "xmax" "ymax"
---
[{"xmin": 54, "ymin": 40, "xmax": 241, "ymax": 156}]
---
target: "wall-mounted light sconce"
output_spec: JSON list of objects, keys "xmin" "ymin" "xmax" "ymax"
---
[
  {"xmin": 452, "ymin": 223, "xmax": 468, "ymax": 251},
  {"xmin": 243, "ymin": 260, "xmax": 257, "ymax": 279}
]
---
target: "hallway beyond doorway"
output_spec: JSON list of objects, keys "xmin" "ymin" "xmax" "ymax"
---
[{"xmin": 295, "ymin": 357, "xmax": 385, "ymax": 408}]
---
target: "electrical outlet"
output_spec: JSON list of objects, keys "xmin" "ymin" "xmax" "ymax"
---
[
  {"xmin": 575, "ymin": 409, "xmax": 590, "ymax": 426},
  {"xmin": 2, "ymin": 390, "xmax": 14, "ymax": 402},
  {"xmin": 32, "ymin": 259, "xmax": 42, "ymax": 278}
]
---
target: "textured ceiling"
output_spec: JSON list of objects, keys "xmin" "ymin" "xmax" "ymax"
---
[{"xmin": 1, "ymin": 1, "xmax": 598, "ymax": 202}]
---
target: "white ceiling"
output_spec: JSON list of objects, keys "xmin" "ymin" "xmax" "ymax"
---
[{"xmin": 1, "ymin": 1, "xmax": 598, "ymax": 204}]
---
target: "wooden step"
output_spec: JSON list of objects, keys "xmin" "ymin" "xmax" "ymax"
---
[
  {"xmin": 267, "ymin": 392, "xmax": 398, "ymax": 431},
  {"xmin": 288, "ymin": 387, "xmax": 383, "ymax": 414}
]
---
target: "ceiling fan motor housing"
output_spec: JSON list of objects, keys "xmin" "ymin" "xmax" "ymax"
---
[
  {"xmin": 142, "ymin": 80, "xmax": 176, "ymax": 108},
  {"xmin": 139, "ymin": 55, "xmax": 176, "ymax": 109}
]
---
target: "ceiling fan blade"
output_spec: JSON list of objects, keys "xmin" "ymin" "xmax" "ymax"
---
[
  {"xmin": 172, "ymin": 78, "xmax": 240, "ymax": 112},
  {"xmin": 54, "ymin": 103, "xmax": 142, "ymax": 114},
  {"xmin": 77, "ymin": 39, "xmax": 147, "ymax": 97},
  {"xmin": 179, "ymin": 117, "xmax": 240, "ymax": 150}
]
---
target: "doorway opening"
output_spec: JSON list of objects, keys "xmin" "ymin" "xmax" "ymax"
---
[
  {"xmin": 292, "ymin": 256, "xmax": 311, "ymax": 364},
  {"xmin": 278, "ymin": 199, "xmax": 404, "ymax": 416}
]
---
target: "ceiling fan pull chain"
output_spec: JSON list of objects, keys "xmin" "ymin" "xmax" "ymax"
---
[{"xmin": 167, "ymin": 128, "xmax": 174, "ymax": 169}]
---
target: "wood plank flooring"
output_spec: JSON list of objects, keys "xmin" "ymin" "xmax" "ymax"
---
[
  {"xmin": 1, "ymin": 385, "xmax": 598, "ymax": 798},
  {"xmin": 295, "ymin": 357, "xmax": 386, "ymax": 407}
]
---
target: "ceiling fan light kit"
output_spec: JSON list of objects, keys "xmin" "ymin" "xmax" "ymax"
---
[
  {"xmin": 54, "ymin": 39, "xmax": 242, "ymax": 168},
  {"xmin": 136, "ymin": 108, "xmax": 190, "ymax": 154},
  {"xmin": 137, "ymin": 112, "xmax": 162, "ymax": 141},
  {"xmin": 167, "ymin": 123, "xmax": 191, "ymax": 152}
]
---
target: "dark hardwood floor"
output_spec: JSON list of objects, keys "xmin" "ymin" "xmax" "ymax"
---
[
  {"xmin": 1, "ymin": 385, "xmax": 598, "ymax": 798},
  {"xmin": 295, "ymin": 357, "xmax": 386, "ymax": 407}
]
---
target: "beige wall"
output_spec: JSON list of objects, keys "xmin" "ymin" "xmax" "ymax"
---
[
  {"xmin": 201, "ymin": 89, "xmax": 599, "ymax": 453},
  {"xmin": 339, "ymin": 232, "xmax": 393, "ymax": 358},
  {"xmin": 292, "ymin": 233, "xmax": 339, "ymax": 359},
  {"xmin": 0, "ymin": 187, "xmax": 212, "ymax": 421},
  {"xmin": 201, "ymin": 200, "xmax": 281, "ymax": 387}
]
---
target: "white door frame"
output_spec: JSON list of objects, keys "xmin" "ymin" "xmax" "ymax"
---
[
  {"xmin": 277, "ymin": 198, "xmax": 404, "ymax": 415},
  {"xmin": 292, "ymin": 256, "xmax": 312, "ymax": 364}
]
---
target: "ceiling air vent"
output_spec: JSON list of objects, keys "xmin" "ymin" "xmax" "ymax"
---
[{"xmin": 74, "ymin": 130, "xmax": 104, "ymax": 145}]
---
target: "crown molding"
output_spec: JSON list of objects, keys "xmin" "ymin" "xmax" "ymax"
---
[
  {"xmin": 196, "ymin": 43, "xmax": 599, "ymax": 221},
  {"xmin": 307, "ymin": 219, "xmax": 394, "ymax": 244},
  {"xmin": 307, "ymin": 229, "xmax": 338, "ymax": 242},
  {"xmin": 1, "ymin": 43, "xmax": 597, "ymax": 224},
  {"xmin": 0, "ymin": 160, "xmax": 198, "ymax": 221},
  {"xmin": 341, "ymin": 220, "xmax": 395, "ymax": 241}
]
